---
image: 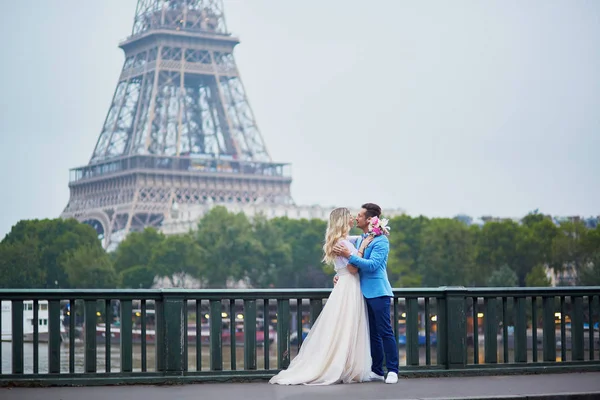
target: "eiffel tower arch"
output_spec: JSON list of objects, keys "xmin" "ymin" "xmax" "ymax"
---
[{"xmin": 61, "ymin": 0, "xmax": 293, "ymax": 249}]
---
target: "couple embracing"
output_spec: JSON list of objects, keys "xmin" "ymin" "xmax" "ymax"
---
[{"xmin": 269, "ymin": 203, "xmax": 399, "ymax": 385}]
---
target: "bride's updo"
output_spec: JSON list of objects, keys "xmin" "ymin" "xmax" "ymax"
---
[{"xmin": 322, "ymin": 207, "xmax": 352, "ymax": 265}]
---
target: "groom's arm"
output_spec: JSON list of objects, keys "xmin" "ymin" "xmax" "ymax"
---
[{"xmin": 347, "ymin": 239, "xmax": 389, "ymax": 273}]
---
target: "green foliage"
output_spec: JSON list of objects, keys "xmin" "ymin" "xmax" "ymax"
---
[
  {"xmin": 578, "ymin": 262, "xmax": 600, "ymax": 286},
  {"xmin": 576, "ymin": 224, "xmax": 600, "ymax": 286},
  {"xmin": 0, "ymin": 238, "xmax": 44, "ymax": 288},
  {"xmin": 149, "ymin": 233, "xmax": 205, "ymax": 287},
  {"xmin": 387, "ymin": 229, "xmax": 422, "ymax": 287},
  {"xmin": 551, "ymin": 220, "xmax": 593, "ymax": 274},
  {"xmin": 417, "ymin": 218, "xmax": 475, "ymax": 287},
  {"xmin": 249, "ymin": 214, "xmax": 293, "ymax": 288},
  {"xmin": 525, "ymin": 264, "xmax": 551, "ymax": 287},
  {"xmin": 1, "ymin": 218, "xmax": 105, "ymax": 288},
  {"xmin": 3, "ymin": 211, "xmax": 599, "ymax": 290},
  {"xmin": 386, "ymin": 215, "xmax": 428, "ymax": 287},
  {"xmin": 120, "ymin": 265, "xmax": 156, "ymax": 289},
  {"xmin": 195, "ymin": 206, "xmax": 263, "ymax": 288},
  {"xmin": 62, "ymin": 244, "xmax": 117, "ymax": 288},
  {"xmin": 270, "ymin": 217, "xmax": 328, "ymax": 288},
  {"xmin": 487, "ymin": 264, "xmax": 518, "ymax": 287},
  {"xmin": 113, "ymin": 228, "xmax": 165, "ymax": 276}
]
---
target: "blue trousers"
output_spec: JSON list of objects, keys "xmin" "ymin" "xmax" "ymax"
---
[{"xmin": 366, "ymin": 296, "xmax": 399, "ymax": 375}]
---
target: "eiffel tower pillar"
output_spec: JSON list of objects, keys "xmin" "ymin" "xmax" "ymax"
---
[{"xmin": 61, "ymin": 0, "xmax": 293, "ymax": 249}]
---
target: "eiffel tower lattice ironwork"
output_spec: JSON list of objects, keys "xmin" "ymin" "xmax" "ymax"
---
[{"xmin": 61, "ymin": 0, "xmax": 293, "ymax": 249}]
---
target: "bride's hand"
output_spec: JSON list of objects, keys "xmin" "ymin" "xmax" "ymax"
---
[
  {"xmin": 347, "ymin": 265, "xmax": 359, "ymax": 275},
  {"xmin": 333, "ymin": 243, "xmax": 351, "ymax": 258}
]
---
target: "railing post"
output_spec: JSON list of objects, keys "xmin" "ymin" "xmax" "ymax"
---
[
  {"xmin": 542, "ymin": 296, "xmax": 556, "ymax": 362},
  {"xmin": 210, "ymin": 299, "xmax": 223, "ymax": 370},
  {"xmin": 11, "ymin": 300, "xmax": 24, "ymax": 374},
  {"xmin": 84, "ymin": 300, "xmax": 97, "ymax": 373},
  {"xmin": 439, "ymin": 287, "xmax": 467, "ymax": 369},
  {"xmin": 514, "ymin": 296, "xmax": 527, "ymax": 363},
  {"xmin": 484, "ymin": 297, "xmax": 498, "ymax": 364},
  {"xmin": 309, "ymin": 299, "xmax": 322, "ymax": 326},
  {"xmin": 155, "ymin": 298, "xmax": 165, "ymax": 372},
  {"xmin": 48, "ymin": 299, "xmax": 62, "ymax": 374},
  {"xmin": 120, "ymin": 300, "xmax": 133, "ymax": 373},
  {"xmin": 244, "ymin": 299, "xmax": 257, "ymax": 370},
  {"xmin": 163, "ymin": 292, "xmax": 186, "ymax": 374},
  {"xmin": 572, "ymin": 296, "xmax": 584, "ymax": 361},
  {"xmin": 406, "ymin": 297, "xmax": 420, "ymax": 366},
  {"xmin": 277, "ymin": 299, "xmax": 290, "ymax": 369}
]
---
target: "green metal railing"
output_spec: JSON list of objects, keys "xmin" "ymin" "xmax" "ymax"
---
[{"xmin": 1, "ymin": 287, "xmax": 599, "ymax": 386}]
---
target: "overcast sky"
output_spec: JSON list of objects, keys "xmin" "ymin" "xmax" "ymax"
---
[{"xmin": 0, "ymin": 0, "xmax": 598, "ymax": 238}]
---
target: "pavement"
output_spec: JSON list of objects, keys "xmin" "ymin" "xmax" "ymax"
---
[{"xmin": 1, "ymin": 372, "xmax": 600, "ymax": 400}]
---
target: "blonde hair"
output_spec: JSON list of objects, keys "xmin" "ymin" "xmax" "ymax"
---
[{"xmin": 322, "ymin": 207, "xmax": 353, "ymax": 265}]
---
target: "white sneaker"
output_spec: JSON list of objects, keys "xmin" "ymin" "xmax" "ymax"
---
[
  {"xmin": 368, "ymin": 372, "xmax": 384, "ymax": 382},
  {"xmin": 385, "ymin": 371, "xmax": 398, "ymax": 384}
]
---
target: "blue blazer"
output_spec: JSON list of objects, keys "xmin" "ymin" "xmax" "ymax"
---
[{"xmin": 348, "ymin": 235, "xmax": 394, "ymax": 299}]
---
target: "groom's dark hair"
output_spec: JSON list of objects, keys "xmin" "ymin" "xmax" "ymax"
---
[{"xmin": 361, "ymin": 203, "xmax": 382, "ymax": 219}]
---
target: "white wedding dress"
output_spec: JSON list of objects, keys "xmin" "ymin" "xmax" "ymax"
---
[{"xmin": 269, "ymin": 238, "xmax": 372, "ymax": 385}]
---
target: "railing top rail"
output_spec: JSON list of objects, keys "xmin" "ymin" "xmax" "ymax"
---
[
  {"xmin": 459, "ymin": 286, "xmax": 600, "ymax": 297},
  {"xmin": 0, "ymin": 286, "xmax": 599, "ymax": 301}
]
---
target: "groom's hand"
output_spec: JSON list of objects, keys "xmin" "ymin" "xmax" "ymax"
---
[
  {"xmin": 333, "ymin": 243, "xmax": 352, "ymax": 258},
  {"xmin": 333, "ymin": 275, "xmax": 339, "ymax": 286},
  {"xmin": 358, "ymin": 236, "xmax": 374, "ymax": 252}
]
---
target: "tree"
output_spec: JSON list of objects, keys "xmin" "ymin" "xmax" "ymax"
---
[
  {"xmin": 62, "ymin": 244, "xmax": 117, "ymax": 288},
  {"xmin": 387, "ymin": 229, "xmax": 422, "ymax": 287},
  {"xmin": 521, "ymin": 210, "xmax": 545, "ymax": 227},
  {"xmin": 196, "ymin": 206, "xmax": 263, "ymax": 288},
  {"xmin": 271, "ymin": 217, "xmax": 329, "ymax": 288},
  {"xmin": 578, "ymin": 263, "xmax": 600, "ymax": 286},
  {"xmin": 249, "ymin": 215, "xmax": 293, "ymax": 288},
  {"xmin": 150, "ymin": 233, "xmax": 205, "ymax": 287},
  {"xmin": 550, "ymin": 220, "xmax": 591, "ymax": 282},
  {"xmin": 576, "ymin": 224, "xmax": 600, "ymax": 286},
  {"xmin": 0, "ymin": 239, "xmax": 45, "ymax": 288},
  {"xmin": 389, "ymin": 215, "xmax": 430, "ymax": 269},
  {"xmin": 113, "ymin": 228, "xmax": 165, "ymax": 276},
  {"xmin": 525, "ymin": 264, "xmax": 551, "ymax": 287},
  {"xmin": 2, "ymin": 218, "xmax": 102, "ymax": 288},
  {"xmin": 474, "ymin": 220, "xmax": 520, "ymax": 285},
  {"xmin": 120, "ymin": 265, "xmax": 157, "ymax": 289},
  {"xmin": 417, "ymin": 218, "xmax": 475, "ymax": 287},
  {"xmin": 517, "ymin": 214, "xmax": 558, "ymax": 285},
  {"xmin": 487, "ymin": 264, "xmax": 518, "ymax": 287},
  {"xmin": 473, "ymin": 218, "xmax": 556, "ymax": 287}
]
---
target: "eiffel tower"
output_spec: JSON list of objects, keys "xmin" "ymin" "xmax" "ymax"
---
[{"xmin": 61, "ymin": 0, "xmax": 293, "ymax": 249}]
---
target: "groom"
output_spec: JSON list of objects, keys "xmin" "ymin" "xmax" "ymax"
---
[{"xmin": 333, "ymin": 203, "xmax": 399, "ymax": 384}]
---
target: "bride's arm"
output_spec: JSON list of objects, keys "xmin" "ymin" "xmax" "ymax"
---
[{"xmin": 343, "ymin": 240, "xmax": 360, "ymax": 275}]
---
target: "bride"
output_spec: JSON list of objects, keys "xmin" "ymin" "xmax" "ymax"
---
[{"xmin": 269, "ymin": 207, "xmax": 372, "ymax": 385}]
